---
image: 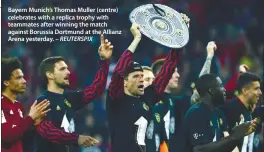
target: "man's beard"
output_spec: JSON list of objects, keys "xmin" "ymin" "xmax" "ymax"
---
[{"xmin": 57, "ymin": 82, "xmax": 70, "ymax": 89}]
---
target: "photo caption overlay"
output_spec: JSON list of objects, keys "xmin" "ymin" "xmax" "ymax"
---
[{"xmin": 7, "ymin": 7, "xmax": 122, "ymax": 43}]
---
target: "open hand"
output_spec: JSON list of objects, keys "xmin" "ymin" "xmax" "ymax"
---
[{"xmin": 28, "ymin": 99, "xmax": 50, "ymax": 121}]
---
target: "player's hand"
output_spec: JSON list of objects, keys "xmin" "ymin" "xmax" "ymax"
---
[
  {"xmin": 98, "ymin": 34, "xmax": 113, "ymax": 60},
  {"xmin": 28, "ymin": 99, "xmax": 51, "ymax": 121},
  {"xmin": 181, "ymin": 13, "xmax": 190, "ymax": 28},
  {"xmin": 78, "ymin": 135, "xmax": 99, "ymax": 147},
  {"xmin": 33, "ymin": 118, "xmax": 43, "ymax": 126},
  {"xmin": 239, "ymin": 64, "xmax": 249, "ymax": 73},
  {"xmin": 231, "ymin": 121, "xmax": 257, "ymax": 139},
  {"xmin": 130, "ymin": 23, "xmax": 141, "ymax": 40},
  {"xmin": 206, "ymin": 41, "xmax": 217, "ymax": 58}
]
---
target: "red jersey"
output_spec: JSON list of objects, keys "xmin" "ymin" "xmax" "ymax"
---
[{"xmin": 1, "ymin": 95, "xmax": 34, "ymax": 152}]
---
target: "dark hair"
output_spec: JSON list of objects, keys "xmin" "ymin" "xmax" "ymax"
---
[
  {"xmin": 39, "ymin": 56, "xmax": 64, "ymax": 85},
  {"xmin": 124, "ymin": 62, "xmax": 143, "ymax": 78},
  {"xmin": 1, "ymin": 57, "xmax": 22, "ymax": 91},
  {"xmin": 195, "ymin": 73, "xmax": 218, "ymax": 97},
  {"xmin": 151, "ymin": 59, "xmax": 165, "ymax": 76},
  {"xmin": 236, "ymin": 72, "xmax": 261, "ymax": 93},
  {"xmin": 142, "ymin": 66, "xmax": 152, "ymax": 72}
]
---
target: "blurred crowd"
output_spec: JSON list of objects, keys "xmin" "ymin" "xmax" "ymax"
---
[{"xmin": 2, "ymin": 0, "xmax": 263, "ymax": 151}]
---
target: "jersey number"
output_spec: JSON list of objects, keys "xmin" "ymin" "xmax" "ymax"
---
[{"xmin": 134, "ymin": 116, "xmax": 148, "ymax": 145}]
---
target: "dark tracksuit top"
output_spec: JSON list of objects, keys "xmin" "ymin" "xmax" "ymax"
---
[
  {"xmin": 106, "ymin": 49, "xmax": 181, "ymax": 152},
  {"xmin": 219, "ymin": 97, "xmax": 254, "ymax": 152},
  {"xmin": 35, "ymin": 60, "xmax": 110, "ymax": 152},
  {"xmin": 177, "ymin": 102, "xmax": 228, "ymax": 152}
]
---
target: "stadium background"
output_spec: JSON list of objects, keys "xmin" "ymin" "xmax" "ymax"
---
[{"xmin": 1, "ymin": 0, "xmax": 263, "ymax": 151}]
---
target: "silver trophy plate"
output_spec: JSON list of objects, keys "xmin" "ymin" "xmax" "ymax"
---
[{"xmin": 129, "ymin": 4, "xmax": 189, "ymax": 48}]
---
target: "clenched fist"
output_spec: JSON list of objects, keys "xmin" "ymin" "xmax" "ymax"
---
[
  {"xmin": 206, "ymin": 41, "xmax": 217, "ymax": 58},
  {"xmin": 239, "ymin": 64, "xmax": 249, "ymax": 73},
  {"xmin": 130, "ymin": 23, "xmax": 141, "ymax": 40}
]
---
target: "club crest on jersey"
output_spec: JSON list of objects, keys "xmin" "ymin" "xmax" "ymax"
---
[
  {"xmin": 64, "ymin": 99, "xmax": 71, "ymax": 108},
  {"xmin": 155, "ymin": 113, "xmax": 160, "ymax": 123},
  {"xmin": 159, "ymin": 100, "xmax": 164, "ymax": 104},
  {"xmin": 143, "ymin": 103, "xmax": 149, "ymax": 111}
]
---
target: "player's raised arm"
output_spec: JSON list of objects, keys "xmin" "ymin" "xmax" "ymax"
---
[
  {"xmin": 191, "ymin": 41, "xmax": 217, "ymax": 104},
  {"xmin": 151, "ymin": 13, "xmax": 189, "ymax": 96},
  {"xmin": 199, "ymin": 41, "xmax": 217, "ymax": 77},
  {"xmin": 82, "ymin": 34, "xmax": 113, "ymax": 103},
  {"xmin": 108, "ymin": 23, "xmax": 141, "ymax": 100},
  {"xmin": 152, "ymin": 49, "xmax": 181, "ymax": 96}
]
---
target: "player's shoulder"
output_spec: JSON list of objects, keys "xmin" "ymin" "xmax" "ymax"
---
[
  {"xmin": 226, "ymin": 98, "xmax": 240, "ymax": 106},
  {"xmin": 219, "ymin": 97, "xmax": 238, "ymax": 111},
  {"xmin": 36, "ymin": 91, "xmax": 49, "ymax": 103},
  {"xmin": 185, "ymin": 103, "xmax": 204, "ymax": 118},
  {"xmin": 143, "ymin": 84, "xmax": 155, "ymax": 96}
]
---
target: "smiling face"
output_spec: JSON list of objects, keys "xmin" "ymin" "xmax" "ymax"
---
[
  {"xmin": 243, "ymin": 81, "xmax": 262, "ymax": 105},
  {"xmin": 4, "ymin": 69, "xmax": 27, "ymax": 94},
  {"xmin": 124, "ymin": 71, "xmax": 144, "ymax": 96}
]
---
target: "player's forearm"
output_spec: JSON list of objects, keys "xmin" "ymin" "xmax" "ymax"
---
[
  {"xmin": 108, "ymin": 50, "xmax": 133, "ymax": 100},
  {"xmin": 193, "ymin": 136, "xmax": 238, "ymax": 152},
  {"xmin": 83, "ymin": 60, "xmax": 110, "ymax": 103},
  {"xmin": 2, "ymin": 116, "xmax": 34, "ymax": 142},
  {"xmin": 153, "ymin": 49, "xmax": 181, "ymax": 95},
  {"xmin": 127, "ymin": 38, "xmax": 141, "ymax": 53},
  {"xmin": 36, "ymin": 121, "xmax": 78, "ymax": 144},
  {"xmin": 199, "ymin": 56, "xmax": 213, "ymax": 77}
]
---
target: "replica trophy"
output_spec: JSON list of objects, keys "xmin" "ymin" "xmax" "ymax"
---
[{"xmin": 130, "ymin": 4, "xmax": 189, "ymax": 48}]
